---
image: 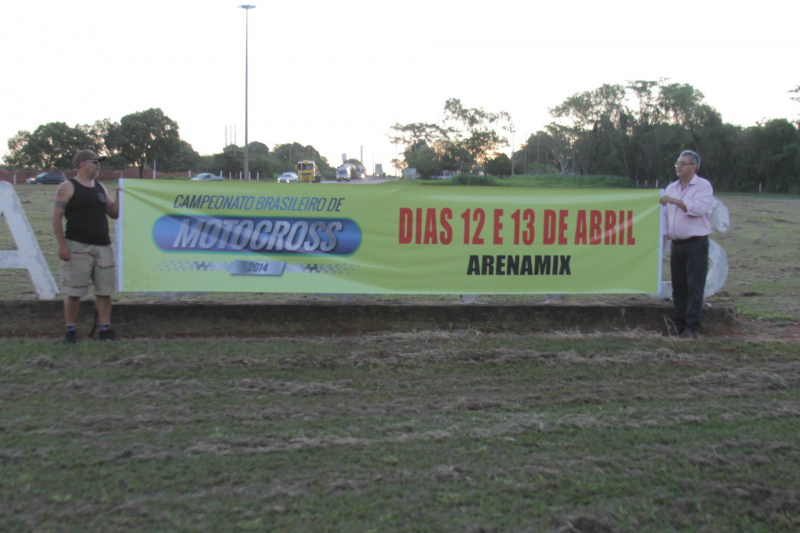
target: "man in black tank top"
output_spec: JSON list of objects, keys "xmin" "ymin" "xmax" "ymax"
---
[{"xmin": 52, "ymin": 150, "xmax": 120, "ymax": 343}]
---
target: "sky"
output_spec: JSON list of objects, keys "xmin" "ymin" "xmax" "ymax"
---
[{"xmin": 2, "ymin": 0, "xmax": 798, "ymax": 175}]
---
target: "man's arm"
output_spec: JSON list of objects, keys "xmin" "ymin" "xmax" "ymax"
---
[
  {"xmin": 659, "ymin": 195, "xmax": 687, "ymax": 212},
  {"xmin": 52, "ymin": 181, "xmax": 74, "ymax": 261},
  {"xmin": 683, "ymin": 180, "xmax": 714, "ymax": 217},
  {"xmin": 99, "ymin": 183, "xmax": 120, "ymax": 219}
]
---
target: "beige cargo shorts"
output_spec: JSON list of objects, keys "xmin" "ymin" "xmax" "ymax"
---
[{"xmin": 61, "ymin": 240, "xmax": 117, "ymax": 297}]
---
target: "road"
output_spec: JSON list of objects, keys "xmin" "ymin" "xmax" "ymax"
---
[{"xmin": 323, "ymin": 175, "xmax": 393, "ymax": 185}]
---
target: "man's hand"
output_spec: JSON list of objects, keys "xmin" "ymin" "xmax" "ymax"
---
[
  {"xmin": 58, "ymin": 242, "xmax": 70, "ymax": 261},
  {"xmin": 660, "ymin": 195, "xmax": 687, "ymax": 212}
]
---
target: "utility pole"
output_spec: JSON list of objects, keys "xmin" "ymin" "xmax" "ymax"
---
[{"xmin": 239, "ymin": 5, "xmax": 256, "ymax": 180}]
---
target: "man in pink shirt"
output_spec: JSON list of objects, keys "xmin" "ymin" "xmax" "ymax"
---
[{"xmin": 660, "ymin": 150, "xmax": 713, "ymax": 339}]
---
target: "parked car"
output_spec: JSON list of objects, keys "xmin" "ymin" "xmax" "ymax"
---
[
  {"xmin": 190, "ymin": 173, "xmax": 223, "ymax": 181},
  {"xmin": 277, "ymin": 172, "xmax": 298, "ymax": 183},
  {"xmin": 27, "ymin": 171, "xmax": 66, "ymax": 185}
]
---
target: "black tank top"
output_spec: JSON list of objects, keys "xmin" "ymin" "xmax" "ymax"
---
[{"xmin": 64, "ymin": 179, "xmax": 111, "ymax": 245}]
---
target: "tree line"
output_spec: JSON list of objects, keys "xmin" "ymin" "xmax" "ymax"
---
[
  {"xmin": 5, "ymin": 81, "xmax": 799, "ymax": 192},
  {"xmin": 530, "ymin": 80, "xmax": 800, "ymax": 193},
  {"xmin": 2, "ymin": 108, "xmax": 335, "ymax": 179},
  {"xmin": 390, "ymin": 82, "xmax": 799, "ymax": 193},
  {"xmin": 389, "ymin": 98, "xmax": 513, "ymax": 179}
]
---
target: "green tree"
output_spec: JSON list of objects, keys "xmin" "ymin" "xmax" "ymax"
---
[
  {"xmin": 440, "ymin": 143, "xmax": 472, "ymax": 173},
  {"xmin": 545, "ymin": 80, "xmax": 727, "ymax": 185},
  {"xmin": 443, "ymin": 98, "xmax": 510, "ymax": 173},
  {"xmin": 86, "ymin": 119, "xmax": 116, "ymax": 149},
  {"xmin": 390, "ymin": 99, "xmax": 512, "ymax": 176},
  {"xmin": 618, "ymin": 80, "xmax": 670, "ymax": 181},
  {"xmin": 543, "ymin": 123, "xmax": 580, "ymax": 174},
  {"xmin": 161, "ymin": 140, "xmax": 203, "ymax": 173},
  {"xmin": 549, "ymin": 83, "xmax": 629, "ymax": 176},
  {"xmin": 4, "ymin": 131, "xmax": 32, "ymax": 168},
  {"xmin": 106, "ymin": 108, "xmax": 182, "ymax": 178},
  {"xmin": 390, "ymin": 122, "xmax": 453, "ymax": 176},
  {"xmin": 207, "ymin": 143, "xmax": 277, "ymax": 180},
  {"xmin": 388, "ymin": 122, "xmax": 454, "ymax": 153},
  {"xmin": 200, "ymin": 141, "xmax": 332, "ymax": 181},
  {"xmin": 214, "ymin": 145, "xmax": 242, "ymax": 175},
  {"xmin": 486, "ymin": 153, "xmax": 512, "ymax": 177},
  {"xmin": 271, "ymin": 142, "xmax": 331, "ymax": 176},
  {"xmin": 403, "ymin": 141, "xmax": 442, "ymax": 179},
  {"xmin": 694, "ymin": 122, "xmax": 744, "ymax": 192},
  {"xmin": 248, "ymin": 141, "xmax": 270, "ymax": 157},
  {"xmin": 248, "ymin": 142, "xmax": 280, "ymax": 180},
  {"xmin": 514, "ymin": 132, "xmax": 560, "ymax": 175},
  {"xmin": 273, "ymin": 142, "xmax": 316, "ymax": 167},
  {"xmin": 4, "ymin": 122, "xmax": 101, "ymax": 170},
  {"xmin": 743, "ymin": 119, "xmax": 800, "ymax": 193}
]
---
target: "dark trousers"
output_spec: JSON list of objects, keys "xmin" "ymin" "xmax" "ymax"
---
[{"xmin": 670, "ymin": 237, "xmax": 709, "ymax": 333}]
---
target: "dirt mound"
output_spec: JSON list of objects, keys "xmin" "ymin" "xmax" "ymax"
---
[{"xmin": 0, "ymin": 300, "xmax": 742, "ymax": 340}]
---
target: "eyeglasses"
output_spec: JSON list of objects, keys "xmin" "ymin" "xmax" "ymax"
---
[{"xmin": 674, "ymin": 162, "xmax": 695, "ymax": 167}]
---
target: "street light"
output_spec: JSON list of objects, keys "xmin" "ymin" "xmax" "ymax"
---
[{"xmin": 239, "ymin": 4, "xmax": 256, "ymax": 180}]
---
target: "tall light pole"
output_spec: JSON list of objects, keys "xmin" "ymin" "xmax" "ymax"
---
[{"xmin": 239, "ymin": 4, "xmax": 255, "ymax": 180}]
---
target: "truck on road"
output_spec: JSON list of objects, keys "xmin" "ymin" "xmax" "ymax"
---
[
  {"xmin": 336, "ymin": 163, "xmax": 366, "ymax": 182},
  {"xmin": 296, "ymin": 160, "xmax": 320, "ymax": 183}
]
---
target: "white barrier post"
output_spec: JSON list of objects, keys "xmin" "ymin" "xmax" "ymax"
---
[{"xmin": 0, "ymin": 182, "xmax": 59, "ymax": 299}]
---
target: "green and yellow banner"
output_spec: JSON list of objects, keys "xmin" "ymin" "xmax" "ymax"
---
[{"xmin": 118, "ymin": 180, "xmax": 662, "ymax": 294}]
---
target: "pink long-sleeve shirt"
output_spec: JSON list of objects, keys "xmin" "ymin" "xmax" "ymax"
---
[{"xmin": 662, "ymin": 175, "xmax": 714, "ymax": 240}]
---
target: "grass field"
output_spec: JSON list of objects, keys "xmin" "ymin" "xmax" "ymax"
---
[{"xmin": 2, "ymin": 182, "xmax": 800, "ymax": 532}]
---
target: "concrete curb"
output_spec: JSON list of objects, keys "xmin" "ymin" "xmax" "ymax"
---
[{"xmin": 1, "ymin": 300, "xmax": 739, "ymax": 339}]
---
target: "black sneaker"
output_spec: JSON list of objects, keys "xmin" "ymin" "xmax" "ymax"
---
[
  {"xmin": 64, "ymin": 330, "xmax": 77, "ymax": 345},
  {"xmin": 97, "ymin": 329, "xmax": 119, "ymax": 341}
]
